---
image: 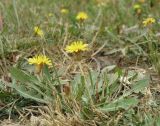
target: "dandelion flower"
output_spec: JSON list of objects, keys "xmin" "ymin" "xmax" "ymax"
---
[
  {"xmin": 76, "ymin": 12, "xmax": 88, "ymax": 21},
  {"xmin": 28, "ymin": 55, "xmax": 52, "ymax": 73},
  {"xmin": 48, "ymin": 13, "xmax": 53, "ymax": 17},
  {"xmin": 133, "ymin": 4, "xmax": 141, "ymax": 10},
  {"xmin": 65, "ymin": 41, "xmax": 89, "ymax": 53},
  {"xmin": 61, "ymin": 8, "xmax": 69, "ymax": 14},
  {"xmin": 143, "ymin": 17, "xmax": 155, "ymax": 27},
  {"xmin": 34, "ymin": 26, "xmax": 44, "ymax": 37},
  {"xmin": 133, "ymin": 4, "xmax": 142, "ymax": 15}
]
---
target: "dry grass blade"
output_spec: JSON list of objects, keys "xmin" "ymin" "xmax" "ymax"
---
[{"xmin": 0, "ymin": 14, "xmax": 3, "ymax": 31}]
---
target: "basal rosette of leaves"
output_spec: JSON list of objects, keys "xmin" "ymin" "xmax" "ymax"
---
[{"xmin": 9, "ymin": 65, "xmax": 149, "ymax": 115}]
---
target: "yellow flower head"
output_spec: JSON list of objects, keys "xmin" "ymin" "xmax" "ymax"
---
[
  {"xmin": 34, "ymin": 26, "xmax": 44, "ymax": 37},
  {"xmin": 48, "ymin": 13, "xmax": 53, "ymax": 17},
  {"xmin": 28, "ymin": 55, "xmax": 52, "ymax": 66},
  {"xmin": 133, "ymin": 4, "xmax": 142, "ymax": 14},
  {"xmin": 133, "ymin": 4, "xmax": 141, "ymax": 10},
  {"xmin": 28, "ymin": 55, "xmax": 52, "ymax": 73},
  {"xmin": 65, "ymin": 41, "xmax": 89, "ymax": 53},
  {"xmin": 76, "ymin": 12, "xmax": 88, "ymax": 21},
  {"xmin": 143, "ymin": 17, "xmax": 155, "ymax": 27},
  {"xmin": 61, "ymin": 8, "xmax": 69, "ymax": 14}
]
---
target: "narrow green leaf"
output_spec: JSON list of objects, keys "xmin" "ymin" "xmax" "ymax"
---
[
  {"xmin": 132, "ymin": 78, "xmax": 149, "ymax": 93},
  {"xmin": 10, "ymin": 67, "xmax": 38, "ymax": 84},
  {"xmin": 43, "ymin": 65, "xmax": 52, "ymax": 81},
  {"xmin": 13, "ymin": 84, "xmax": 48, "ymax": 104},
  {"xmin": 156, "ymin": 116, "xmax": 160, "ymax": 126},
  {"xmin": 98, "ymin": 97, "xmax": 138, "ymax": 112},
  {"xmin": 76, "ymin": 76, "xmax": 85, "ymax": 100}
]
